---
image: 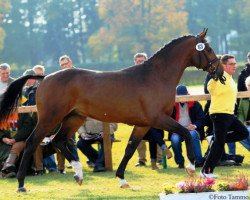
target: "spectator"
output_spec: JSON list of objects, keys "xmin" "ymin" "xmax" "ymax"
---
[
  {"xmin": 59, "ymin": 54, "xmax": 74, "ymax": 69},
  {"xmin": 169, "ymin": 85, "xmax": 204, "ymax": 169},
  {"xmin": 32, "ymin": 65, "xmax": 45, "ymax": 76},
  {"xmin": 0, "ymin": 110, "xmax": 35, "ymax": 178},
  {"xmin": 32, "ymin": 65, "xmax": 57, "ymax": 173},
  {"xmin": 200, "ymin": 54, "xmax": 248, "ymax": 178},
  {"xmin": 1, "ymin": 69, "xmax": 36, "ymax": 178},
  {"xmin": 58, "ymin": 55, "xmax": 79, "ymax": 164},
  {"xmin": 237, "ymin": 75, "xmax": 250, "ymax": 151},
  {"xmin": 28, "ymin": 66, "xmax": 65, "ymax": 175},
  {"xmin": 133, "ymin": 53, "xmax": 163, "ymax": 167},
  {"xmin": 142, "ymin": 128, "xmax": 172, "ymax": 170},
  {"xmin": 77, "ymin": 117, "xmax": 117, "ymax": 172},
  {"xmin": 0, "ymin": 63, "xmax": 16, "ymax": 172},
  {"xmin": 237, "ymin": 52, "xmax": 250, "ymax": 92},
  {"xmin": 0, "ymin": 63, "xmax": 15, "ymax": 102}
]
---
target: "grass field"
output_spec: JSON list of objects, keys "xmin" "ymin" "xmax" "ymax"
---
[{"xmin": 0, "ymin": 123, "xmax": 249, "ymax": 200}]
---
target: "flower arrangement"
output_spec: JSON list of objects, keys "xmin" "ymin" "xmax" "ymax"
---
[
  {"xmin": 217, "ymin": 174, "xmax": 248, "ymax": 191},
  {"xmin": 176, "ymin": 178, "xmax": 215, "ymax": 193},
  {"xmin": 163, "ymin": 185, "xmax": 174, "ymax": 195},
  {"xmin": 163, "ymin": 174, "xmax": 248, "ymax": 195}
]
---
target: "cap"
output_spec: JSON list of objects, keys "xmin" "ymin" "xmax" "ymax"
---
[
  {"xmin": 23, "ymin": 69, "xmax": 36, "ymax": 76},
  {"xmin": 176, "ymin": 85, "xmax": 188, "ymax": 95}
]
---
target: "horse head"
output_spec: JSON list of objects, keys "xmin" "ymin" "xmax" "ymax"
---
[{"xmin": 191, "ymin": 28, "xmax": 225, "ymax": 84}]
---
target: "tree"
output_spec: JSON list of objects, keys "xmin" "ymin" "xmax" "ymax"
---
[
  {"xmin": 0, "ymin": 0, "xmax": 10, "ymax": 50},
  {"xmin": 88, "ymin": 0, "xmax": 188, "ymax": 63},
  {"xmin": 0, "ymin": 0, "xmax": 100, "ymax": 69},
  {"xmin": 231, "ymin": 0, "xmax": 250, "ymax": 59},
  {"xmin": 185, "ymin": 0, "xmax": 249, "ymax": 59}
]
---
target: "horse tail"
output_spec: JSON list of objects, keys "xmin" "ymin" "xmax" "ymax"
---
[{"xmin": 0, "ymin": 75, "xmax": 45, "ymax": 123}]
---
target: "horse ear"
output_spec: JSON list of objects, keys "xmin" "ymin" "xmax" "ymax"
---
[{"xmin": 198, "ymin": 28, "xmax": 208, "ymax": 39}]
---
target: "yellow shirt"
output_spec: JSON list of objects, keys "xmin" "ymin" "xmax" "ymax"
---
[{"xmin": 208, "ymin": 72, "xmax": 237, "ymax": 114}]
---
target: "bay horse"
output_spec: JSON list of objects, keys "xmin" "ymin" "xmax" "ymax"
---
[{"xmin": 0, "ymin": 29, "xmax": 224, "ymax": 192}]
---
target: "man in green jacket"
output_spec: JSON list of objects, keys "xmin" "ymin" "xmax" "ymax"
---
[{"xmin": 237, "ymin": 76, "xmax": 250, "ymax": 151}]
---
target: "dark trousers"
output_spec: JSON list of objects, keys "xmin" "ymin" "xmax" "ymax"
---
[
  {"xmin": 143, "ymin": 128, "xmax": 164, "ymax": 161},
  {"xmin": 202, "ymin": 113, "xmax": 248, "ymax": 173},
  {"xmin": 77, "ymin": 138, "xmax": 105, "ymax": 167},
  {"xmin": 71, "ymin": 134, "xmax": 79, "ymax": 161}
]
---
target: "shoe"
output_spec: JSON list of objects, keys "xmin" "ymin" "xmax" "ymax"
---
[
  {"xmin": 93, "ymin": 166, "xmax": 106, "ymax": 172},
  {"xmin": 165, "ymin": 148, "xmax": 172, "ymax": 159},
  {"xmin": 157, "ymin": 160, "xmax": 162, "ymax": 165},
  {"xmin": 217, "ymin": 160, "xmax": 236, "ymax": 166},
  {"xmin": 151, "ymin": 161, "xmax": 159, "ymax": 170},
  {"xmin": 86, "ymin": 160, "xmax": 95, "ymax": 168},
  {"xmin": 195, "ymin": 162, "xmax": 204, "ymax": 168},
  {"xmin": 34, "ymin": 170, "xmax": 44, "ymax": 176},
  {"xmin": 200, "ymin": 170, "xmax": 217, "ymax": 179},
  {"xmin": 185, "ymin": 163, "xmax": 195, "ymax": 177},
  {"xmin": 5, "ymin": 172, "xmax": 16, "ymax": 178},
  {"xmin": 59, "ymin": 170, "xmax": 66, "ymax": 174},
  {"xmin": 1, "ymin": 165, "xmax": 16, "ymax": 174},
  {"xmin": 48, "ymin": 169, "xmax": 56, "ymax": 173},
  {"xmin": 135, "ymin": 161, "xmax": 146, "ymax": 167},
  {"xmin": 178, "ymin": 163, "xmax": 185, "ymax": 169}
]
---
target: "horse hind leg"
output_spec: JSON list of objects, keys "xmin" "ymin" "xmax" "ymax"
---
[
  {"xmin": 156, "ymin": 116, "xmax": 195, "ymax": 177},
  {"xmin": 17, "ymin": 125, "xmax": 51, "ymax": 192},
  {"xmin": 116, "ymin": 126, "xmax": 149, "ymax": 188},
  {"xmin": 51, "ymin": 112, "xmax": 85, "ymax": 185}
]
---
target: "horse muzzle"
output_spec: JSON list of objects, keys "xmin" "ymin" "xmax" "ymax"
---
[{"xmin": 211, "ymin": 66, "xmax": 226, "ymax": 84}]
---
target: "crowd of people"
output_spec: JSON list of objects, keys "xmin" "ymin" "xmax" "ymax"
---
[{"xmin": 0, "ymin": 52, "xmax": 249, "ymax": 179}]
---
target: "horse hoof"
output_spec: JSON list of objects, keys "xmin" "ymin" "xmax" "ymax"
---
[
  {"xmin": 120, "ymin": 183, "xmax": 130, "ymax": 188},
  {"xmin": 74, "ymin": 175, "xmax": 83, "ymax": 185},
  {"xmin": 185, "ymin": 167, "xmax": 195, "ymax": 177},
  {"xmin": 17, "ymin": 187, "xmax": 27, "ymax": 193},
  {"xmin": 118, "ymin": 178, "xmax": 130, "ymax": 188}
]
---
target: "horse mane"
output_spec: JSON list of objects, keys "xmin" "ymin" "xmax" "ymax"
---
[{"xmin": 147, "ymin": 35, "xmax": 194, "ymax": 63}]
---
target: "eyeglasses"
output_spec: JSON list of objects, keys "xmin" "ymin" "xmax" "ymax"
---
[
  {"xmin": 227, "ymin": 63, "xmax": 236, "ymax": 66},
  {"xmin": 60, "ymin": 61, "xmax": 70, "ymax": 67}
]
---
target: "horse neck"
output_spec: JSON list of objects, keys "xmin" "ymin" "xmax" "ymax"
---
[{"xmin": 149, "ymin": 44, "xmax": 193, "ymax": 85}]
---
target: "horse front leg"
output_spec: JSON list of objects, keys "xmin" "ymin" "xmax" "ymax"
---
[
  {"xmin": 52, "ymin": 138, "xmax": 84, "ymax": 185},
  {"xmin": 116, "ymin": 126, "xmax": 149, "ymax": 188},
  {"xmin": 52, "ymin": 114, "xmax": 85, "ymax": 185},
  {"xmin": 156, "ymin": 116, "xmax": 195, "ymax": 177}
]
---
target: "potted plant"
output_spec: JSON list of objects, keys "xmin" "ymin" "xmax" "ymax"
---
[{"xmin": 159, "ymin": 174, "xmax": 249, "ymax": 200}]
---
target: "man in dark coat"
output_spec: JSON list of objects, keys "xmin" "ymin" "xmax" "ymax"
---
[{"xmin": 237, "ymin": 52, "xmax": 250, "ymax": 92}]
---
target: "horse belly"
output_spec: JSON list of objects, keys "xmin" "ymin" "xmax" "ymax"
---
[{"xmin": 77, "ymin": 99, "xmax": 149, "ymax": 126}]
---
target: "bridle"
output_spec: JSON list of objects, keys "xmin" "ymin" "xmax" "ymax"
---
[
  {"xmin": 195, "ymin": 36, "xmax": 226, "ymax": 83},
  {"xmin": 195, "ymin": 37, "xmax": 219, "ymax": 73}
]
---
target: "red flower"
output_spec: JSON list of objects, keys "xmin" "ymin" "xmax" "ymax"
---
[{"xmin": 204, "ymin": 178, "xmax": 216, "ymax": 185}]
